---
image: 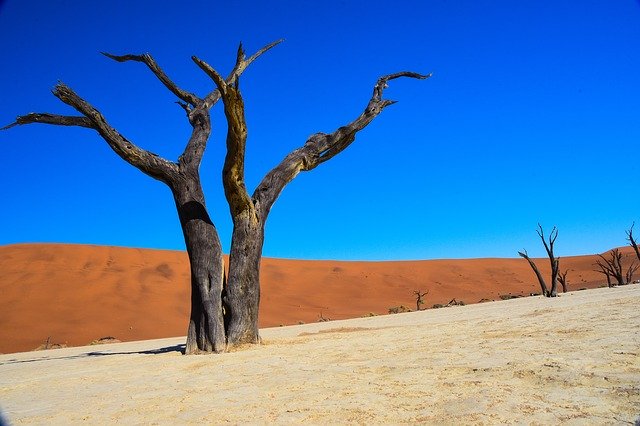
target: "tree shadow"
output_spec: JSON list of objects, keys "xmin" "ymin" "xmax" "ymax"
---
[
  {"xmin": 87, "ymin": 344, "xmax": 185, "ymax": 357},
  {"xmin": 0, "ymin": 344, "xmax": 185, "ymax": 366}
]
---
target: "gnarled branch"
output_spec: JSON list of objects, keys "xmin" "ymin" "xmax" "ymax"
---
[
  {"xmin": 253, "ymin": 71, "xmax": 431, "ymax": 218},
  {"xmin": 193, "ymin": 52, "xmax": 253, "ymax": 217},
  {"xmin": 181, "ymin": 40, "xmax": 283, "ymax": 177},
  {"xmin": 101, "ymin": 52, "xmax": 201, "ymax": 108},
  {"xmin": 1, "ymin": 113, "xmax": 93, "ymax": 130},
  {"xmin": 4, "ymin": 82, "xmax": 178, "ymax": 183},
  {"xmin": 535, "ymin": 224, "xmax": 559, "ymax": 296},
  {"xmin": 596, "ymin": 249, "xmax": 625, "ymax": 286},
  {"xmin": 201, "ymin": 39, "xmax": 284, "ymax": 108},
  {"xmin": 627, "ymin": 222, "xmax": 640, "ymax": 262}
]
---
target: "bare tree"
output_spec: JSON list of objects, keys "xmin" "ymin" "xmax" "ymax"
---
[
  {"xmin": 627, "ymin": 223, "xmax": 640, "ymax": 263},
  {"xmin": 625, "ymin": 262, "xmax": 639, "ymax": 284},
  {"xmin": 518, "ymin": 224, "xmax": 560, "ymax": 297},
  {"xmin": 595, "ymin": 249, "xmax": 626, "ymax": 287},
  {"xmin": 414, "ymin": 289, "xmax": 429, "ymax": 311},
  {"xmin": 2, "ymin": 42, "xmax": 429, "ymax": 354},
  {"xmin": 594, "ymin": 260, "xmax": 614, "ymax": 287},
  {"xmin": 557, "ymin": 269, "xmax": 569, "ymax": 293}
]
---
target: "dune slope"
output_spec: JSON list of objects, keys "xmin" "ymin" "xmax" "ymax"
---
[{"xmin": 0, "ymin": 243, "xmax": 636, "ymax": 353}]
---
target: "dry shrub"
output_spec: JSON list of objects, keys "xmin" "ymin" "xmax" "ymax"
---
[{"xmin": 388, "ymin": 305, "xmax": 412, "ymax": 314}]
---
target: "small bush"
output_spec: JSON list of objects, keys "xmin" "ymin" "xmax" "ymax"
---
[{"xmin": 388, "ymin": 305, "xmax": 412, "ymax": 314}]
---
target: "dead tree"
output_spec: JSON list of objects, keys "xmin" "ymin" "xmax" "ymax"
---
[
  {"xmin": 518, "ymin": 224, "xmax": 560, "ymax": 297},
  {"xmin": 557, "ymin": 269, "xmax": 569, "ymax": 293},
  {"xmin": 595, "ymin": 249, "xmax": 626, "ymax": 286},
  {"xmin": 625, "ymin": 262, "xmax": 639, "ymax": 284},
  {"xmin": 518, "ymin": 249, "xmax": 549, "ymax": 296},
  {"xmin": 594, "ymin": 261, "xmax": 613, "ymax": 287},
  {"xmin": 627, "ymin": 223, "xmax": 640, "ymax": 263},
  {"xmin": 2, "ymin": 42, "xmax": 430, "ymax": 354},
  {"xmin": 414, "ymin": 289, "xmax": 429, "ymax": 311}
]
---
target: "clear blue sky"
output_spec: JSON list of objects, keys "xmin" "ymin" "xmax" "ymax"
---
[{"xmin": 1, "ymin": 0, "xmax": 638, "ymax": 260}]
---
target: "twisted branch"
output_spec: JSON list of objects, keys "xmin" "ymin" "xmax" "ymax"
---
[
  {"xmin": 252, "ymin": 71, "xmax": 431, "ymax": 219},
  {"xmin": 101, "ymin": 52, "xmax": 201, "ymax": 107}
]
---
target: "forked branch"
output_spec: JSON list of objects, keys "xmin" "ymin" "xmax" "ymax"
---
[
  {"xmin": 101, "ymin": 52, "xmax": 201, "ymax": 108},
  {"xmin": 595, "ymin": 249, "xmax": 625, "ymax": 286},
  {"xmin": 193, "ymin": 49, "xmax": 253, "ymax": 217},
  {"xmin": 253, "ymin": 71, "xmax": 432, "ymax": 218},
  {"xmin": 627, "ymin": 222, "xmax": 640, "ymax": 262},
  {"xmin": 3, "ymin": 83, "xmax": 178, "ymax": 183},
  {"xmin": 196, "ymin": 39, "xmax": 284, "ymax": 108},
  {"xmin": 1, "ymin": 113, "xmax": 92, "ymax": 130}
]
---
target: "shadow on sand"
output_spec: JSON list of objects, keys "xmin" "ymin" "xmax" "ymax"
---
[{"xmin": 0, "ymin": 344, "xmax": 185, "ymax": 366}]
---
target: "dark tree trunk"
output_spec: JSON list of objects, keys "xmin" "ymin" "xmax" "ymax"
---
[
  {"xmin": 627, "ymin": 223, "xmax": 640, "ymax": 263},
  {"xmin": 558, "ymin": 269, "xmax": 569, "ymax": 293},
  {"xmin": 518, "ymin": 250, "xmax": 550, "ymax": 296},
  {"xmin": 224, "ymin": 210, "xmax": 264, "ymax": 346},
  {"xmin": 549, "ymin": 258, "xmax": 559, "ymax": 297},
  {"xmin": 172, "ymin": 179, "xmax": 226, "ymax": 354}
]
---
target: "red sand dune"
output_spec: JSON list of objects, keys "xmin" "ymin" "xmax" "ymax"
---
[{"xmin": 0, "ymin": 243, "xmax": 636, "ymax": 354}]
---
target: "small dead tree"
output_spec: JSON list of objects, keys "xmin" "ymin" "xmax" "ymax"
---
[
  {"xmin": 625, "ymin": 262, "xmax": 639, "ymax": 284},
  {"xmin": 595, "ymin": 249, "xmax": 626, "ymax": 286},
  {"xmin": 518, "ymin": 224, "xmax": 560, "ymax": 297},
  {"xmin": 594, "ymin": 261, "xmax": 613, "ymax": 287},
  {"xmin": 414, "ymin": 289, "xmax": 429, "ymax": 311},
  {"xmin": 557, "ymin": 269, "xmax": 569, "ymax": 293},
  {"xmin": 627, "ymin": 223, "xmax": 640, "ymax": 263}
]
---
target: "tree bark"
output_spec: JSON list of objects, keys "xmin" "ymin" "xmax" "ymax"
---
[
  {"xmin": 225, "ymin": 210, "xmax": 264, "ymax": 345},
  {"xmin": 172, "ymin": 178, "xmax": 226, "ymax": 353},
  {"xmin": 518, "ymin": 250, "xmax": 549, "ymax": 296}
]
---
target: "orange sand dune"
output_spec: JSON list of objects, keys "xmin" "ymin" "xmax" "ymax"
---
[{"xmin": 0, "ymin": 243, "xmax": 636, "ymax": 354}]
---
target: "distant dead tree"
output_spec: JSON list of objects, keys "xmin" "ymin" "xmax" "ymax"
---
[
  {"xmin": 594, "ymin": 260, "xmax": 613, "ymax": 287},
  {"xmin": 557, "ymin": 269, "xmax": 569, "ymax": 293},
  {"xmin": 414, "ymin": 289, "xmax": 429, "ymax": 311},
  {"xmin": 627, "ymin": 223, "xmax": 640, "ymax": 262},
  {"xmin": 594, "ymin": 248, "xmax": 635, "ymax": 287},
  {"xmin": 626, "ymin": 262, "xmax": 639, "ymax": 284},
  {"xmin": 518, "ymin": 224, "xmax": 560, "ymax": 297}
]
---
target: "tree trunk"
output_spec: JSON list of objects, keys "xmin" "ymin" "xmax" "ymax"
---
[
  {"xmin": 518, "ymin": 251, "xmax": 549, "ymax": 296},
  {"xmin": 173, "ymin": 179, "xmax": 226, "ymax": 354},
  {"xmin": 224, "ymin": 209, "xmax": 264, "ymax": 346},
  {"xmin": 549, "ymin": 258, "xmax": 559, "ymax": 297}
]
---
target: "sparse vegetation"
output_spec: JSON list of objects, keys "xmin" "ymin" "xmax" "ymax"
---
[
  {"xmin": 499, "ymin": 294, "xmax": 523, "ymax": 300},
  {"xmin": 33, "ymin": 336, "xmax": 67, "ymax": 351},
  {"xmin": 414, "ymin": 289, "xmax": 429, "ymax": 311},
  {"xmin": 89, "ymin": 336, "xmax": 121, "ymax": 345},
  {"xmin": 317, "ymin": 312, "xmax": 332, "ymax": 322},
  {"xmin": 432, "ymin": 298, "xmax": 465, "ymax": 308},
  {"xmin": 388, "ymin": 305, "xmax": 412, "ymax": 314}
]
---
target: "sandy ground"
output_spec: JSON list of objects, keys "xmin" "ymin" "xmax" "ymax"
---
[
  {"xmin": 1, "ymin": 285, "xmax": 638, "ymax": 424},
  {"xmin": 1, "ymin": 243, "xmax": 634, "ymax": 354}
]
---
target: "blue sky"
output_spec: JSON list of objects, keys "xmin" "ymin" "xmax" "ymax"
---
[{"xmin": 0, "ymin": 0, "xmax": 638, "ymax": 260}]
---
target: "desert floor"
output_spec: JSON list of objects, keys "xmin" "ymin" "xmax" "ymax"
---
[{"xmin": 1, "ymin": 285, "xmax": 638, "ymax": 424}]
